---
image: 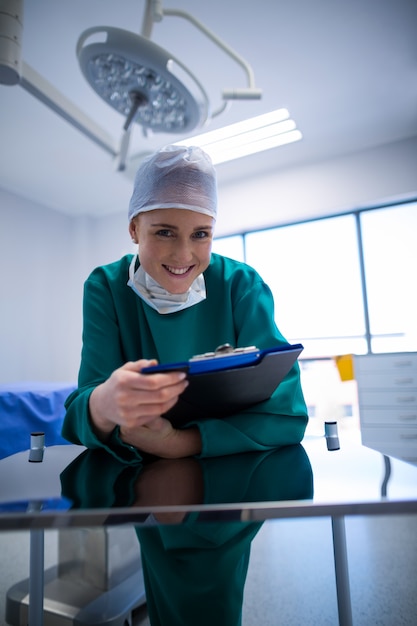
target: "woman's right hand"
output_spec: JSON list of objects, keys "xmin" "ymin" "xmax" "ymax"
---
[{"xmin": 88, "ymin": 359, "xmax": 189, "ymax": 440}]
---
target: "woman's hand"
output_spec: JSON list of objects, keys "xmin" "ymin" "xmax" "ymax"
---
[
  {"xmin": 120, "ymin": 417, "xmax": 202, "ymax": 459},
  {"xmin": 89, "ymin": 359, "xmax": 201, "ymax": 457}
]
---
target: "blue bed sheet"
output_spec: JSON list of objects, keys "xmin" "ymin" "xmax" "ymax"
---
[{"xmin": 0, "ymin": 382, "xmax": 76, "ymax": 459}]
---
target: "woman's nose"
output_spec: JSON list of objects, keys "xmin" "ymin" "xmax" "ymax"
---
[{"xmin": 172, "ymin": 239, "xmax": 193, "ymax": 263}]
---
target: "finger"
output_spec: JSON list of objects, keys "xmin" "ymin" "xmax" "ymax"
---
[
  {"xmin": 122, "ymin": 359, "xmax": 158, "ymax": 373},
  {"xmin": 118, "ymin": 368, "xmax": 188, "ymax": 395},
  {"xmin": 139, "ymin": 371, "xmax": 188, "ymax": 390},
  {"xmin": 133, "ymin": 378, "xmax": 188, "ymax": 409},
  {"xmin": 113, "ymin": 366, "xmax": 187, "ymax": 395},
  {"xmin": 117, "ymin": 378, "xmax": 188, "ymax": 421}
]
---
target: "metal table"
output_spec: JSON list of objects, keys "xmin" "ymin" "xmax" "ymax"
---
[{"xmin": 1, "ymin": 432, "xmax": 416, "ymax": 626}]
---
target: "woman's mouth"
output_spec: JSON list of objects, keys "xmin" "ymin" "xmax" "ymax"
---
[{"xmin": 164, "ymin": 265, "xmax": 193, "ymax": 276}]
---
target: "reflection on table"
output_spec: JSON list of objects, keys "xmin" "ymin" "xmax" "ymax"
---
[{"xmin": 61, "ymin": 445, "xmax": 313, "ymax": 626}]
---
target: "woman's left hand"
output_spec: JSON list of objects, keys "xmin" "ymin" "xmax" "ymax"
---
[{"xmin": 119, "ymin": 417, "xmax": 202, "ymax": 459}]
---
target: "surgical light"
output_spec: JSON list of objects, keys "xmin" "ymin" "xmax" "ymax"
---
[
  {"xmin": 76, "ymin": 0, "xmax": 262, "ymax": 143},
  {"xmin": 77, "ymin": 27, "xmax": 209, "ymax": 134}
]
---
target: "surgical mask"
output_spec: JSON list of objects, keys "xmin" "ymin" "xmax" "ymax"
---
[{"xmin": 127, "ymin": 255, "xmax": 206, "ymax": 315}]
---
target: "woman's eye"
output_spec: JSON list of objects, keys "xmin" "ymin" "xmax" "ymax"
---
[
  {"xmin": 193, "ymin": 230, "xmax": 210, "ymax": 239},
  {"xmin": 156, "ymin": 229, "xmax": 172, "ymax": 237}
]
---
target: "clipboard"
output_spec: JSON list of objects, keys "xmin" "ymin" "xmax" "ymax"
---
[{"xmin": 142, "ymin": 343, "xmax": 304, "ymax": 427}]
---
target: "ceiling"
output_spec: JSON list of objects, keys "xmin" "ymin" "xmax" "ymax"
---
[{"xmin": 1, "ymin": 0, "xmax": 416, "ymax": 230}]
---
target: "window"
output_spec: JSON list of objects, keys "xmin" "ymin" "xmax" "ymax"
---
[
  {"xmin": 245, "ymin": 215, "xmax": 367, "ymax": 357},
  {"xmin": 212, "ymin": 235, "xmax": 244, "ymax": 262},
  {"xmin": 361, "ymin": 202, "xmax": 417, "ymax": 353}
]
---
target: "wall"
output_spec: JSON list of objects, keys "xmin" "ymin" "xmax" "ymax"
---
[
  {"xmin": 0, "ymin": 136, "xmax": 416, "ymax": 383},
  {"xmin": 0, "ymin": 191, "xmax": 137, "ymax": 383},
  {"xmin": 214, "ymin": 136, "xmax": 417, "ymax": 236},
  {"xmin": 0, "ymin": 192, "xmax": 83, "ymax": 383}
]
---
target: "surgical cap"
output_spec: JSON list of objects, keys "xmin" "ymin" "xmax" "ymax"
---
[{"xmin": 128, "ymin": 144, "xmax": 217, "ymax": 221}]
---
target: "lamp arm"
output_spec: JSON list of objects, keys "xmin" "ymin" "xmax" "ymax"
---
[
  {"xmin": 20, "ymin": 62, "xmax": 117, "ymax": 156},
  {"xmin": 141, "ymin": 0, "xmax": 155, "ymax": 38},
  {"xmin": 154, "ymin": 6, "xmax": 262, "ymax": 100},
  {"xmin": 114, "ymin": 128, "xmax": 132, "ymax": 172}
]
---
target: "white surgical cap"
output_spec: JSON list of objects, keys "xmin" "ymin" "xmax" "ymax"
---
[{"xmin": 128, "ymin": 144, "xmax": 217, "ymax": 222}]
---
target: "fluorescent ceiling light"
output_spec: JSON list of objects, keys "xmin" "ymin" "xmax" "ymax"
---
[{"xmin": 175, "ymin": 108, "xmax": 302, "ymax": 164}]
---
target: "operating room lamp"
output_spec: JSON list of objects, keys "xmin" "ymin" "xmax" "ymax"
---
[{"xmin": 0, "ymin": 0, "xmax": 263, "ymax": 170}]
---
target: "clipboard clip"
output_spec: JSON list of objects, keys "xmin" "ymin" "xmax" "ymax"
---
[{"xmin": 190, "ymin": 344, "xmax": 259, "ymax": 362}]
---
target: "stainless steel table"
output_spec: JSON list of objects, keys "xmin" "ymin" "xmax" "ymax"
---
[{"xmin": 1, "ymin": 432, "xmax": 416, "ymax": 626}]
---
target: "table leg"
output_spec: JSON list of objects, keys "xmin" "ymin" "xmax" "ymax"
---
[
  {"xmin": 331, "ymin": 515, "xmax": 353, "ymax": 626},
  {"xmin": 29, "ymin": 529, "xmax": 44, "ymax": 626}
]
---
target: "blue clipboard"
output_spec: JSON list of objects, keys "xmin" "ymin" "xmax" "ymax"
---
[{"xmin": 142, "ymin": 343, "xmax": 304, "ymax": 427}]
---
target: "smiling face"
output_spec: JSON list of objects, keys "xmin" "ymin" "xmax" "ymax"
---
[{"xmin": 129, "ymin": 209, "xmax": 214, "ymax": 294}]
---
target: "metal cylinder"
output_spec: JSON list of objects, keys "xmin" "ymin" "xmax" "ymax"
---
[
  {"xmin": 325, "ymin": 421, "xmax": 340, "ymax": 451},
  {"xmin": 28, "ymin": 432, "xmax": 45, "ymax": 463}
]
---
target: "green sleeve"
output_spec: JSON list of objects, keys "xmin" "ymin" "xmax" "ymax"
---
[{"xmin": 63, "ymin": 268, "xmax": 143, "ymax": 464}]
